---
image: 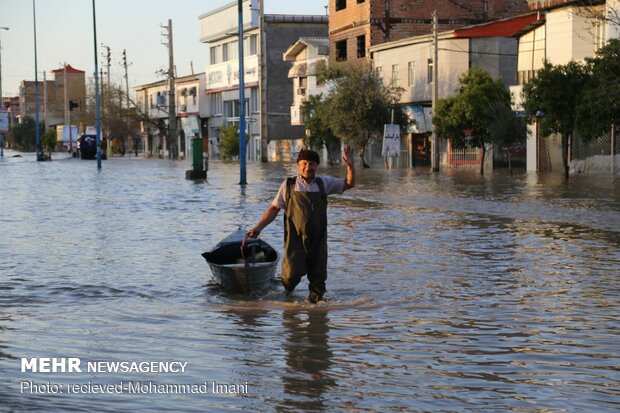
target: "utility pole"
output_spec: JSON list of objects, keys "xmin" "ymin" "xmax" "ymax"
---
[
  {"xmin": 43, "ymin": 70, "xmax": 48, "ymax": 133},
  {"xmin": 237, "ymin": 0, "xmax": 247, "ymax": 184},
  {"xmin": 431, "ymin": 10, "xmax": 440, "ymax": 172},
  {"xmin": 162, "ymin": 19, "xmax": 177, "ymax": 159},
  {"xmin": 259, "ymin": 0, "xmax": 268, "ymax": 163},
  {"xmin": 0, "ymin": 26, "xmax": 8, "ymax": 102},
  {"xmin": 101, "ymin": 44, "xmax": 111, "ymax": 157},
  {"xmin": 63, "ymin": 63, "xmax": 68, "ymax": 149},
  {"xmin": 122, "ymin": 49, "xmax": 131, "ymax": 156}
]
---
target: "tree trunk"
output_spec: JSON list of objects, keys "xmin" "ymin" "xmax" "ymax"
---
[
  {"xmin": 562, "ymin": 132, "xmax": 570, "ymax": 180},
  {"xmin": 479, "ymin": 141, "xmax": 485, "ymax": 175},
  {"xmin": 359, "ymin": 146, "xmax": 370, "ymax": 168},
  {"xmin": 507, "ymin": 149, "xmax": 512, "ymax": 176}
]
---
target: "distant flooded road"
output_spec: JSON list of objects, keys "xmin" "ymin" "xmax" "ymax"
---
[{"xmin": 1, "ymin": 151, "xmax": 619, "ymax": 412}]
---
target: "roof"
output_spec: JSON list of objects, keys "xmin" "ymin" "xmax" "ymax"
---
[
  {"xmin": 453, "ymin": 13, "xmax": 542, "ymax": 38},
  {"xmin": 51, "ymin": 64, "xmax": 85, "ymax": 74},
  {"xmin": 283, "ymin": 37, "xmax": 329, "ymax": 61},
  {"xmin": 370, "ymin": 12, "xmax": 543, "ymax": 53}
]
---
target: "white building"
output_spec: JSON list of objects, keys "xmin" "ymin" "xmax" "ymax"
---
[
  {"xmin": 512, "ymin": 0, "xmax": 620, "ymax": 171},
  {"xmin": 199, "ymin": 0, "xmax": 328, "ymax": 162},
  {"xmin": 370, "ymin": 13, "xmax": 539, "ymax": 168},
  {"xmin": 134, "ymin": 73, "xmax": 207, "ymax": 159}
]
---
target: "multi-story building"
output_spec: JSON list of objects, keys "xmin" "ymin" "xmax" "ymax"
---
[
  {"xmin": 512, "ymin": 0, "xmax": 620, "ymax": 172},
  {"xmin": 329, "ymin": 0, "xmax": 529, "ymax": 63},
  {"xmin": 199, "ymin": 0, "xmax": 328, "ymax": 162},
  {"xmin": 134, "ymin": 73, "xmax": 207, "ymax": 159},
  {"xmin": 18, "ymin": 64, "xmax": 85, "ymax": 130},
  {"xmin": 283, "ymin": 37, "xmax": 331, "ymax": 161},
  {"xmin": 370, "ymin": 13, "xmax": 539, "ymax": 167}
]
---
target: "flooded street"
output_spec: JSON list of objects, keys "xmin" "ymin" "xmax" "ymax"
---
[{"xmin": 1, "ymin": 151, "xmax": 619, "ymax": 412}]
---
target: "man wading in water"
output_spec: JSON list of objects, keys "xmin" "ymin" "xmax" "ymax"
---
[{"xmin": 244, "ymin": 146, "xmax": 355, "ymax": 303}]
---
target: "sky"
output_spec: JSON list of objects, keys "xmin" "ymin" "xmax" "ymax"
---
[{"xmin": 0, "ymin": 0, "xmax": 328, "ymax": 97}]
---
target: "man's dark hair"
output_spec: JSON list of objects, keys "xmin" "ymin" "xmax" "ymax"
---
[{"xmin": 297, "ymin": 149, "xmax": 320, "ymax": 164}]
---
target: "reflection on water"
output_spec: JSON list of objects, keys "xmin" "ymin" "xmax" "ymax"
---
[
  {"xmin": 280, "ymin": 308, "xmax": 334, "ymax": 412},
  {"xmin": 0, "ymin": 155, "xmax": 619, "ymax": 412}
]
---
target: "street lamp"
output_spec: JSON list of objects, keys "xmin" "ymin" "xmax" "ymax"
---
[
  {"xmin": 237, "ymin": 0, "xmax": 247, "ymax": 185},
  {"xmin": 0, "ymin": 26, "xmax": 9, "ymax": 101},
  {"xmin": 32, "ymin": 0, "xmax": 42, "ymax": 161}
]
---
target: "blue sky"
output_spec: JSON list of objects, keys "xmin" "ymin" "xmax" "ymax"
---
[{"xmin": 0, "ymin": 0, "xmax": 327, "ymax": 97}]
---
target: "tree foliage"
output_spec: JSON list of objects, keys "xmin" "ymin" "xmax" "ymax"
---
[
  {"xmin": 576, "ymin": 38, "xmax": 620, "ymax": 141},
  {"xmin": 318, "ymin": 60, "xmax": 403, "ymax": 167},
  {"xmin": 522, "ymin": 60, "xmax": 588, "ymax": 179},
  {"xmin": 7, "ymin": 116, "xmax": 39, "ymax": 151},
  {"xmin": 433, "ymin": 67, "xmax": 519, "ymax": 174},
  {"xmin": 218, "ymin": 123, "xmax": 242, "ymax": 159},
  {"xmin": 300, "ymin": 93, "xmax": 340, "ymax": 166}
]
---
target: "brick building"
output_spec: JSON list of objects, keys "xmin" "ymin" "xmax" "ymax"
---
[{"xmin": 329, "ymin": 0, "xmax": 529, "ymax": 62}]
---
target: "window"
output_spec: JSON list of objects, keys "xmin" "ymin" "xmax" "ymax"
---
[
  {"xmin": 335, "ymin": 39, "xmax": 347, "ymax": 61},
  {"xmin": 336, "ymin": 0, "xmax": 346, "ymax": 11},
  {"xmin": 249, "ymin": 35, "xmax": 258, "ymax": 55},
  {"xmin": 224, "ymin": 100, "xmax": 239, "ymax": 118},
  {"xmin": 297, "ymin": 77, "xmax": 307, "ymax": 96},
  {"xmin": 210, "ymin": 45, "xmax": 220, "ymax": 64},
  {"xmin": 391, "ymin": 64, "xmax": 399, "ymax": 86},
  {"xmin": 357, "ymin": 0, "xmax": 365, "ymax": 3},
  {"xmin": 250, "ymin": 88, "xmax": 259, "ymax": 113},
  {"xmin": 357, "ymin": 35, "xmax": 366, "ymax": 58},
  {"xmin": 427, "ymin": 59, "xmax": 433, "ymax": 84},
  {"xmin": 223, "ymin": 41, "xmax": 237, "ymax": 62},
  {"xmin": 407, "ymin": 61, "xmax": 415, "ymax": 87},
  {"xmin": 210, "ymin": 92, "xmax": 222, "ymax": 115}
]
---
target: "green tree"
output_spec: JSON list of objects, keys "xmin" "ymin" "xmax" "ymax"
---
[
  {"xmin": 42, "ymin": 128, "xmax": 57, "ymax": 153},
  {"xmin": 218, "ymin": 123, "xmax": 242, "ymax": 159},
  {"xmin": 522, "ymin": 60, "xmax": 589, "ymax": 179},
  {"xmin": 576, "ymin": 38, "xmax": 620, "ymax": 141},
  {"xmin": 300, "ymin": 94, "xmax": 340, "ymax": 166},
  {"xmin": 318, "ymin": 61, "xmax": 403, "ymax": 167},
  {"xmin": 7, "ymin": 116, "xmax": 37, "ymax": 151},
  {"xmin": 433, "ymin": 67, "xmax": 518, "ymax": 175}
]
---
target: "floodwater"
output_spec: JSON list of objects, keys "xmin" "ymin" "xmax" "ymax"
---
[{"xmin": 1, "ymin": 150, "xmax": 619, "ymax": 412}]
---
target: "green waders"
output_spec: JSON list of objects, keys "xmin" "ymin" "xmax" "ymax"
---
[{"xmin": 281, "ymin": 177, "xmax": 328, "ymax": 296}]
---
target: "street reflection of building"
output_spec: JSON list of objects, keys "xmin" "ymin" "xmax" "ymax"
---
[
  {"xmin": 134, "ymin": 73, "xmax": 207, "ymax": 159},
  {"xmin": 199, "ymin": 0, "xmax": 327, "ymax": 162}
]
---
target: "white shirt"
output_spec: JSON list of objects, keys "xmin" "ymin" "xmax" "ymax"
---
[{"xmin": 271, "ymin": 175, "xmax": 346, "ymax": 209}]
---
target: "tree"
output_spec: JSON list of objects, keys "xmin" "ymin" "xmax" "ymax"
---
[
  {"xmin": 42, "ymin": 128, "xmax": 57, "ymax": 154},
  {"xmin": 300, "ymin": 94, "xmax": 340, "ymax": 166},
  {"xmin": 522, "ymin": 60, "xmax": 589, "ymax": 179},
  {"xmin": 7, "ymin": 116, "xmax": 38, "ymax": 151},
  {"xmin": 571, "ymin": 1, "xmax": 620, "ymax": 32},
  {"xmin": 576, "ymin": 38, "xmax": 620, "ymax": 141},
  {"xmin": 218, "ymin": 124, "xmax": 242, "ymax": 159},
  {"xmin": 433, "ymin": 67, "xmax": 518, "ymax": 175},
  {"xmin": 318, "ymin": 61, "xmax": 403, "ymax": 167}
]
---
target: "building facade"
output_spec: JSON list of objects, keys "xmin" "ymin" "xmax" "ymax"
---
[
  {"xmin": 199, "ymin": 0, "xmax": 328, "ymax": 162},
  {"xmin": 329, "ymin": 0, "xmax": 529, "ymax": 64},
  {"xmin": 511, "ymin": 0, "xmax": 620, "ymax": 172},
  {"xmin": 18, "ymin": 64, "xmax": 86, "ymax": 131},
  {"xmin": 370, "ymin": 13, "xmax": 539, "ymax": 167},
  {"xmin": 134, "ymin": 73, "xmax": 207, "ymax": 159}
]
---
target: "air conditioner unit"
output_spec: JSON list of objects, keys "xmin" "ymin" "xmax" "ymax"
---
[
  {"xmin": 179, "ymin": 104, "xmax": 187, "ymax": 112},
  {"xmin": 180, "ymin": 88, "xmax": 187, "ymax": 96},
  {"xmin": 189, "ymin": 87, "xmax": 197, "ymax": 96}
]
